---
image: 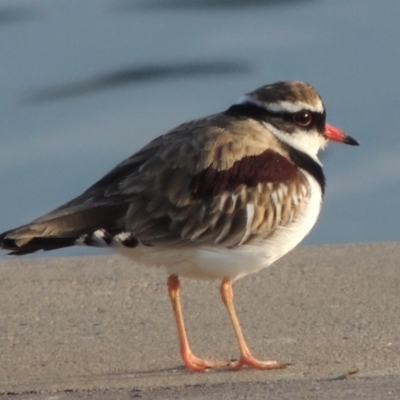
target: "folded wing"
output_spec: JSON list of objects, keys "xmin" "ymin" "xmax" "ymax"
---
[{"xmin": 0, "ymin": 116, "xmax": 310, "ymax": 255}]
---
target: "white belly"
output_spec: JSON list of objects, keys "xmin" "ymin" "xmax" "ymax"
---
[{"xmin": 115, "ymin": 172, "xmax": 322, "ymax": 281}]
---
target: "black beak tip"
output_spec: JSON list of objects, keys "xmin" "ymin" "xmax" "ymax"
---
[{"xmin": 344, "ymin": 135, "xmax": 360, "ymax": 146}]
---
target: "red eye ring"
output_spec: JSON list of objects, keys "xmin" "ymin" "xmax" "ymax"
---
[{"xmin": 293, "ymin": 110, "xmax": 312, "ymax": 127}]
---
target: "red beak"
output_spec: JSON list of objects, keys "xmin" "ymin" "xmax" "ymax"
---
[{"xmin": 324, "ymin": 123, "xmax": 359, "ymax": 145}]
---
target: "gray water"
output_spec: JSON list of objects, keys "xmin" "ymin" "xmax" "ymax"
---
[{"xmin": 1, "ymin": 0, "xmax": 399, "ymax": 259}]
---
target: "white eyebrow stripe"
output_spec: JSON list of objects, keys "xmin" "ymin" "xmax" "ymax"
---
[
  {"xmin": 237, "ymin": 95, "xmax": 324, "ymax": 114},
  {"xmin": 265, "ymin": 100, "xmax": 324, "ymax": 114}
]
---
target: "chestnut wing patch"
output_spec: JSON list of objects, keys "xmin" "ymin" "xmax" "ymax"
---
[{"xmin": 191, "ymin": 149, "xmax": 298, "ymax": 198}]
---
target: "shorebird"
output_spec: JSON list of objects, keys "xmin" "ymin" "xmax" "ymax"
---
[{"xmin": 0, "ymin": 81, "xmax": 359, "ymax": 372}]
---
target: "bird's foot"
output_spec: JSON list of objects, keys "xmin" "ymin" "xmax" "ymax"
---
[
  {"xmin": 228, "ymin": 353, "xmax": 287, "ymax": 371},
  {"xmin": 183, "ymin": 352, "xmax": 233, "ymax": 372}
]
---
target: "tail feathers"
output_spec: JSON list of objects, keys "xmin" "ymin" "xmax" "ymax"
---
[
  {"xmin": 0, "ymin": 202, "xmax": 128, "ymax": 255},
  {"xmin": 0, "ymin": 232, "xmax": 78, "ymax": 255}
]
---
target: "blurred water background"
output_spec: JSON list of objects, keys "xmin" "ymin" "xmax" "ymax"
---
[{"xmin": 1, "ymin": 0, "xmax": 399, "ymax": 259}]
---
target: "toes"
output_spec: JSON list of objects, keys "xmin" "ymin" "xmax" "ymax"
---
[{"xmin": 228, "ymin": 356, "xmax": 287, "ymax": 371}]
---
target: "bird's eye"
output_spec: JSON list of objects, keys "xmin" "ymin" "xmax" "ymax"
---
[{"xmin": 293, "ymin": 110, "xmax": 312, "ymax": 127}]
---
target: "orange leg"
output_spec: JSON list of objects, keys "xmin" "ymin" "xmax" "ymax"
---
[
  {"xmin": 220, "ymin": 278, "xmax": 287, "ymax": 371},
  {"xmin": 167, "ymin": 275, "xmax": 232, "ymax": 372}
]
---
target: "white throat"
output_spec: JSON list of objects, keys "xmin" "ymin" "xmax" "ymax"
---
[{"xmin": 263, "ymin": 122, "xmax": 325, "ymax": 165}]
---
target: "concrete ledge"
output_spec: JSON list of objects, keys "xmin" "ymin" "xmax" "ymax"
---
[{"xmin": 1, "ymin": 242, "xmax": 400, "ymax": 399}]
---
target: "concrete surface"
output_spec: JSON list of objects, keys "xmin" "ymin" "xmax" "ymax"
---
[{"xmin": 1, "ymin": 242, "xmax": 400, "ymax": 399}]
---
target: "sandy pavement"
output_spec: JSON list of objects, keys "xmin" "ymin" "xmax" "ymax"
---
[{"xmin": 1, "ymin": 242, "xmax": 400, "ymax": 399}]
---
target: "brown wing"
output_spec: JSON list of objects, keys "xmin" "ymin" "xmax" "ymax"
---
[
  {"xmin": 121, "ymin": 142, "xmax": 311, "ymax": 248},
  {"xmin": 112, "ymin": 114, "xmax": 311, "ymax": 247},
  {"xmin": 0, "ymin": 113, "xmax": 310, "ymax": 254}
]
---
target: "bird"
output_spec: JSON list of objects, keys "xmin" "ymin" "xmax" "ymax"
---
[{"xmin": 0, "ymin": 81, "xmax": 359, "ymax": 372}]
